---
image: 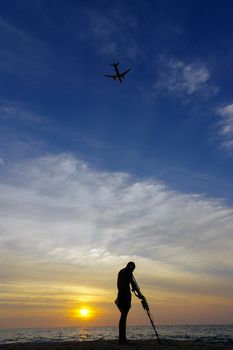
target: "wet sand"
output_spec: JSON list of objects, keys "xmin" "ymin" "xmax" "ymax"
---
[{"xmin": 0, "ymin": 340, "xmax": 232, "ymax": 350}]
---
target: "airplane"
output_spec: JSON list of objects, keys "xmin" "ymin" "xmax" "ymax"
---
[{"xmin": 105, "ymin": 62, "xmax": 131, "ymax": 83}]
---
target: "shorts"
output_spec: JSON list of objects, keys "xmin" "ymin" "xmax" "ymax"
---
[{"xmin": 116, "ymin": 292, "xmax": 132, "ymax": 310}]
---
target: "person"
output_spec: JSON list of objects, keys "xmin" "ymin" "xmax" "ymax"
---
[{"xmin": 116, "ymin": 262, "xmax": 143, "ymax": 344}]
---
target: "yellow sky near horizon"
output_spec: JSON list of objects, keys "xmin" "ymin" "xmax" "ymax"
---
[
  {"xmin": 1, "ymin": 282, "xmax": 233, "ymax": 329},
  {"xmin": 1, "ymin": 255, "xmax": 233, "ymax": 328}
]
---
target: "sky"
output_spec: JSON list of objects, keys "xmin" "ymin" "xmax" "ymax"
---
[{"xmin": 0, "ymin": 0, "xmax": 233, "ymax": 328}]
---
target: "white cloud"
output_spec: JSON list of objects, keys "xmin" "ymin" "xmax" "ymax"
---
[
  {"xmin": 154, "ymin": 58, "xmax": 218, "ymax": 98},
  {"xmin": 0, "ymin": 101, "xmax": 43, "ymax": 123},
  {"xmin": 182, "ymin": 63, "xmax": 209, "ymax": 93},
  {"xmin": 0, "ymin": 154, "xmax": 232, "ymax": 285},
  {"xmin": 85, "ymin": 8, "xmax": 140, "ymax": 59},
  {"xmin": 216, "ymin": 104, "xmax": 233, "ymax": 153},
  {"xmin": 87, "ymin": 11, "xmax": 116, "ymax": 40},
  {"xmin": 0, "ymin": 17, "xmax": 32, "ymax": 41}
]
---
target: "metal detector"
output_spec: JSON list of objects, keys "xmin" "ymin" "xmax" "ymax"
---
[{"xmin": 132, "ymin": 275, "xmax": 162, "ymax": 345}]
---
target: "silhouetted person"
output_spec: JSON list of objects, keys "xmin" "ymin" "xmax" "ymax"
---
[{"xmin": 116, "ymin": 262, "xmax": 142, "ymax": 344}]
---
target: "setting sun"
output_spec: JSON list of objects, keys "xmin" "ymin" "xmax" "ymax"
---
[
  {"xmin": 79, "ymin": 308, "xmax": 89, "ymax": 318},
  {"xmin": 70, "ymin": 306, "xmax": 95, "ymax": 321}
]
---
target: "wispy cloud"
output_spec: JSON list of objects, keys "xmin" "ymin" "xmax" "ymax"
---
[
  {"xmin": 0, "ymin": 17, "xmax": 32, "ymax": 41},
  {"xmin": 0, "ymin": 101, "xmax": 44, "ymax": 124},
  {"xmin": 0, "ymin": 153, "xmax": 232, "ymax": 326},
  {"xmin": 216, "ymin": 104, "xmax": 233, "ymax": 153},
  {"xmin": 154, "ymin": 58, "xmax": 219, "ymax": 99},
  {"xmin": 85, "ymin": 8, "xmax": 139, "ymax": 59},
  {"xmin": 0, "ymin": 154, "xmax": 232, "ymax": 285}
]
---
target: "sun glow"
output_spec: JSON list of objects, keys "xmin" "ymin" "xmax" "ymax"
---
[
  {"xmin": 70, "ymin": 306, "xmax": 95, "ymax": 321},
  {"xmin": 80, "ymin": 308, "xmax": 89, "ymax": 317}
]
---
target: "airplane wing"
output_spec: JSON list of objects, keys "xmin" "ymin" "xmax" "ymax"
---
[
  {"xmin": 120, "ymin": 68, "xmax": 131, "ymax": 77},
  {"xmin": 105, "ymin": 74, "xmax": 116, "ymax": 79}
]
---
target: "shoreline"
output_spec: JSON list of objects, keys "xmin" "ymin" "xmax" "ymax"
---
[{"xmin": 0, "ymin": 340, "xmax": 232, "ymax": 350}]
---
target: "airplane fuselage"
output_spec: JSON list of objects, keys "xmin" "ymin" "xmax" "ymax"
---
[{"xmin": 113, "ymin": 64, "xmax": 122, "ymax": 82}]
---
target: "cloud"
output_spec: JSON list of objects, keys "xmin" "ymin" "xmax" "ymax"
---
[
  {"xmin": 0, "ymin": 154, "xmax": 232, "ymax": 282},
  {"xmin": 154, "ymin": 58, "xmax": 219, "ymax": 99},
  {"xmin": 0, "ymin": 17, "xmax": 32, "ymax": 41},
  {"xmin": 216, "ymin": 104, "xmax": 233, "ymax": 153},
  {"xmin": 0, "ymin": 101, "xmax": 44, "ymax": 124},
  {"xmin": 0, "ymin": 153, "xmax": 232, "ymax": 326},
  {"xmin": 85, "ymin": 8, "xmax": 140, "ymax": 59}
]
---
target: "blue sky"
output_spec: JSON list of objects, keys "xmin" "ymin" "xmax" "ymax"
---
[
  {"xmin": 0, "ymin": 0, "xmax": 233, "ymax": 327},
  {"xmin": 1, "ymin": 0, "xmax": 233, "ymax": 201}
]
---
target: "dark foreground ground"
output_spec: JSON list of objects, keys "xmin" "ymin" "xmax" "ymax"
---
[{"xmin": 0, "ymin": 340, "xmax": 232, "ymax": 350}]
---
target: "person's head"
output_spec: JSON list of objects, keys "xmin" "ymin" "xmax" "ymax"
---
[{"xmin": 126, "ymin": 261, "xmax": 135, "ymax": 271}]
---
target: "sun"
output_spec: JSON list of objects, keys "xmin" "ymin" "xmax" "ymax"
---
[
  {"xmin": 78, "ymin": 307, "xmax": 90, "ymax": 318},
  {"xmin": 71, "ymin": 307, "xmax": 94, "ymax": 320},
  {"xmin": 79, "ymin": 308, "xmax": 89, "ymax": 318}
]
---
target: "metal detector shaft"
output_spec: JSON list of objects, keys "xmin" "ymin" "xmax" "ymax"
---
[
  {"xmin": 132, "ymin": 275, "xmax": 162, "ymax": 345},
  {"xmin": 146, "ymin": 308, "xmax": 161, "ymax": 345}
]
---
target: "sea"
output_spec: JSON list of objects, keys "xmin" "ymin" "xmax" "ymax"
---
[{"xmin": 0, "ymin": 325, "xmax": 232, "ymax": 345}]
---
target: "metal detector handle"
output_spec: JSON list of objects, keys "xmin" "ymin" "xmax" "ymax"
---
[
  {"xmin": 132, "ymin": 274, "xmax": 143, "ymax": 298},
  {"xmin": 133, "ymin": 290, "xmax": 144, "ymax": 299},
  {"xmin": 141, "ymin": 295, "xmax": 150, "ymax": 311}
]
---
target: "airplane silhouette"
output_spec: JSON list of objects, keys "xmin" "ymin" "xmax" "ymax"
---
[{"xmin": 105, "ymin": 63, "xmax": 131, "ymax": 83}]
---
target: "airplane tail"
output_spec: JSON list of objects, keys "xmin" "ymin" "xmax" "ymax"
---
[{"xmin": 110, "ymin": 62, "xmax": 119, "ymax": 67}]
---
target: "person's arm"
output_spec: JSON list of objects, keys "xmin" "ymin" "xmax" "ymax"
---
[{"xmin": 130, "ymin": 275, "xmax": 143, "ymax": 298}]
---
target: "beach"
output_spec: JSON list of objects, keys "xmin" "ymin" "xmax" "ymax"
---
[{"xmin": 0, "ymin": 340, "xmax": 232, "ymax": 350}]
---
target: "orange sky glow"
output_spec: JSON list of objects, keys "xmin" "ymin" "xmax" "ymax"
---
[{"xmin": 1, "ymin": 256, "xmax": 233, "ymax": 328}]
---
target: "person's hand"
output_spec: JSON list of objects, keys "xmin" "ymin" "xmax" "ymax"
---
[{"xmin": 135, "ymin": 291, "xmax": 144, "ymax": 299}]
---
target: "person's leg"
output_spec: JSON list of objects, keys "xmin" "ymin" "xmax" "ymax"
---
[{"xmin": 119, "ymin": 308, "xmax": 129, "ymax": 343}]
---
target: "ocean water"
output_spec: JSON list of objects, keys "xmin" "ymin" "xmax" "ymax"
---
[{"xmin": 0, "ymin": 325, "xmax": 232, "ymax": 345}]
